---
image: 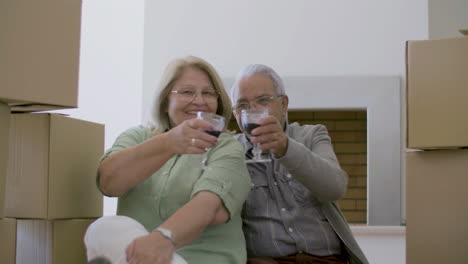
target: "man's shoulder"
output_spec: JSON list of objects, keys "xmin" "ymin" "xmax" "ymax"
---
[{"xmin": 288, "ymin": 122, "xmax": 328, "ymax": 135}]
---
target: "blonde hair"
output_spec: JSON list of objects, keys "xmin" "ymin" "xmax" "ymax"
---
[{"xmin": 149, "ymin": 56, "xmax": 231, "ymax": 133}]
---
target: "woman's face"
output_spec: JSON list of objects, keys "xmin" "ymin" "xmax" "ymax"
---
[{"xmin": 166, "ymin": 66, "xmax": 218, "ymax": 127}]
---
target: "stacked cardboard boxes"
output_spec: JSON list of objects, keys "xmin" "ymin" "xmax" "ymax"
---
[
  {"xmin": 0, "ymin": 0, "xmax": 81, "ymax": 112},
  {"xmin": 405, "ymin": 35, "xmax": 468, "ymax": 263},
  {"xmin": 0, "ymin": 1, "xmax": 104, "ymax": 263}
]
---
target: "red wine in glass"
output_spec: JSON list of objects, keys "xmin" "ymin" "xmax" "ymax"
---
[
  {"xmin": 205, "ymin": 130, "xmax": 221, "ymax": 138},
  {"xmin": 240, "ymin": 109, "xmax": 271, "ymax": 163},
  {"xmin": 242, "ymin": 123, "xmax": 260, "ymax": 138}
]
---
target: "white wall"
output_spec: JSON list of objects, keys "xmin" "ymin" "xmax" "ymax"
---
[
  {"xmin": 57, "ymin": 0, "xmax": 145, "ymax": 215},
  {"xmin": 429, "ymin": 0, "xmax": 468, "ymax": 39},
  {"xmin": 142, "ymin": 0, "xmax": 428, "ymax": 121}
]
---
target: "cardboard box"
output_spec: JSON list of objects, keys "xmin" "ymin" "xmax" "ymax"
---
[
  {"xmin": 16, "ymin": 219, "xmax": 94, "ymax": 264},
  {"xmin": 0, "ymin": 218, "xmax": 16, "ymax": 264},
  {"xmin": 406, "ymin": 36, "xmax": 468, "ymax": 149},
  {"xmin": 406, "ymin": 150, "xmax": 468, "ymax": 264},
  {"xmin": 0, "ymin": 102, "xmax": 10, "ymax": 218},
  {"xmin": 4, "ymin": 113, "xmax": 104, "ymax": 219},
  {"xmin": 0, "ymin": 0, "xmax": 82, "ymax": 111}
]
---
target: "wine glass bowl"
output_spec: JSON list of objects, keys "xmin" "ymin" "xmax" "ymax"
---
[
  {"xmin": 240, "ymin": 109, "xmax": 271, "ymax": 163},
  {"xmin": 196, "ymin": 111, "xmax": 225, "ymax": 169}
]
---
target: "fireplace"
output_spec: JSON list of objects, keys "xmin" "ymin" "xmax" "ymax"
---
[{"xmin": 284, "ymin": 76, "xmax": 401, "ymax": 225}]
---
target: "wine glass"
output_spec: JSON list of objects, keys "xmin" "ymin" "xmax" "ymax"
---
[
  {"xmin": 196, "ymin": 111, "xmax": 225, "ymax": 170},
  {"xmin": 240, "ymin": 109, "xmax": 271, "ymax": 163}
]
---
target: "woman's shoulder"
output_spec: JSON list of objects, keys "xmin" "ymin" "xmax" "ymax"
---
[
  {"xmin": 213, "ymin": 133, "xmax": 245, "ymax": 153},
  {"xmin": 118, "ymin": 125, "xmax": 154, "ymax": 142}
]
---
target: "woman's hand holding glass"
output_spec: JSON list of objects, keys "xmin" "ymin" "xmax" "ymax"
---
[{"xmin": 165, "ymin": 118, "xmax": 218, "ymax": 155}]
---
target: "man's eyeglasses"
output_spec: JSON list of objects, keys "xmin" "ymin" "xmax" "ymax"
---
[
  {"xmin": 171, "ymin": 89, "xmax": 219, "ymax": 104},
  {"xmin": 234, "ymin": 94, "xmax": 283, "ymax": 112}
]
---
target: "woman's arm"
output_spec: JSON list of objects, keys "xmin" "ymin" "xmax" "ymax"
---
[
  {"xmin": 125, "ymin": 191, "xmax": 227, "ymax": 263},
  {"xmin": 99, "ymin": 120, "xmax": 218, "ymax": 197},
  {"xmin": 160, "ymin": 190, "xmax": 229, "ymax": 246},
  {"xmin": 99, "ymin": 132, "xmax": 174, "ymax": 197}
]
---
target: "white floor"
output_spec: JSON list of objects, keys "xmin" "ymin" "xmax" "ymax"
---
[{"xmin": 351, "ymin": 225, "xmax": 406, "ymax": 264}]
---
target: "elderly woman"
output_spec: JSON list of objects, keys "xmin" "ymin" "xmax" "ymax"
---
[{"xmin": 85, "ymin": 56, "xmax": 251, "ymax": 264}]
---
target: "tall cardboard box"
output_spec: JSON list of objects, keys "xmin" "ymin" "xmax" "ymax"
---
[
  {"xmin": 0, "ymin": 0, "xmax": 81, "ymax": 111},
  {"xmin": 0, "ymin": 102, "xmax": 10, "ymax": 218},
  {"xmin": 4, "ymin": 113, "xmax": 104, "ymax": 219},
  {"xmin": 0, "ymin": 218, "xmax": 16, "ymax": 264},
  {"xmin": 16, "ymin": 219, "xmax": 94, "ymax": 264},
  {"xmin": 406, "ymin": 150, "xmax": 468, "ymax": 264},
  {"xmin": 406, "ymin": 36, "xmax": 468, "ymax": 149}
]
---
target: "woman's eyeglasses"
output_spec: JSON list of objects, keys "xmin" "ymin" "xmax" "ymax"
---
[{"xmin": 171, "ymin": 89, "xmax": 219, "ymax": 104}]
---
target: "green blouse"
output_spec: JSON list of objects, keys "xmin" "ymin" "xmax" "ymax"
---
[{"xmin": 99, "ymin": 125, "xmax": 251, "ymax": 264}]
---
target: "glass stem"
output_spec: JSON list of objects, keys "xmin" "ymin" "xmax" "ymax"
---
[
  {"xmin": 252, "ymin": 143, "xmax": 263, "ymax": 160},
  {"xmin": 201, "ymin": 148, "xmax": 211, "ymax": 170}
]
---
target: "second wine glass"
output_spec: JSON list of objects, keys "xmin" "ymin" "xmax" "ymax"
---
[
  {"xmin": 196, "ymin": 111, "xmax": 225, "ymax": 170},
  {"xmin": 240, "ymin": 109, "xmax": 271, "ymax": 163}
]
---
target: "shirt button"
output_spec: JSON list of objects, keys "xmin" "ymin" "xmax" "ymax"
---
[
  {"xmin": 274, "ymin": 181, "xmax": 278, "ymax": 186},
  {"xmin": 251, "ymin": 183, "xmax": 255, "ymax": 187},
  {"xmin": 286, "ymin": 174, "xmax": 292, "ymax": 178},
  {"xmin": 288, "ymin": 227, "xmax": 294, "ymax": 232},
  {"xmin": 281, "ymin": 208, "xmax": 286, "ymax": 212}
]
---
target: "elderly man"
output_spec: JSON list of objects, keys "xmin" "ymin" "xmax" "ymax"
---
[{"xmin": 230, "ymin": 64, "xmax": 368, "ymax": 264}]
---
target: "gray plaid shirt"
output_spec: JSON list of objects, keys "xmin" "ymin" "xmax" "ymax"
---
[{"xmin": 235, "ymin": 122, "xmax": 348, "ymax": 258}]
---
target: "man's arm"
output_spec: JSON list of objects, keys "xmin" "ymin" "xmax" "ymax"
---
[
  {"xmin": 252, "ymin": 118, "xmax": 347, "ymax": 202},
  {"xmin": 276, "ymin": 124, "xmax": 348, "ymax": 202}
]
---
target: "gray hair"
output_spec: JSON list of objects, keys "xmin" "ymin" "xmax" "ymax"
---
[{"xmin": 230, "ymin": 64, "xmax": 286, "ymax": 104}]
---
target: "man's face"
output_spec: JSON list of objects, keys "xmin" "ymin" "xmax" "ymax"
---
[{"xmin": 232, "ymin": 74, "xmax": 288, "ymax": 133}]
